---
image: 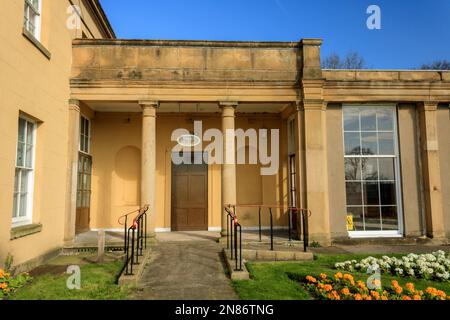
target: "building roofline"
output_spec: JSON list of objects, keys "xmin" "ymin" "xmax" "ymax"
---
[
  {"xmin": 72, "ymin": 38, "xmax": 313, "ymax": 48},
  {"xmin": 86, "ymin": 0, "xmax": 116, "ymax": 39}
]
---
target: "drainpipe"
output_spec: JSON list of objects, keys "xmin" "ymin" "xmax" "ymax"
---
[{"xmin": 415, "ymin": 104, "xmax": 427, "ymax": 237}]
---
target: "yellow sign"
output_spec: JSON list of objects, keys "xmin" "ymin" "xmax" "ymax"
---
[{"xmin": 347, "ymin": 215, "xmax": 354, "ymax": 231}]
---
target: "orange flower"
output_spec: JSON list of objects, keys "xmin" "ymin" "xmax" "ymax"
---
[
  {"xmin": 0, "ymin": 269, "xmax": 4, "ymax": 278},
  {"xmin": 402, "ymin": 296, "xmax": 412, "ymax": 300},
  {"xmin": 363, "ymin": 295, "xmax": 372, "ymax": 301},
  {"xmin": 334, "ymin": 272, "xmax": 343, "ymax": 280},
  {"xmin": 395, "ymin": 287, "xmax": 403, "ymax": 295},
  {"xmin": 0, "ymin": 283, "xmax": 7, "ymax": 289},
  {"xmin": 323, "ymin": 284, "xmax": 333, "ymax": 292},
  {"xmin": 381, "ymin": 295, "xmax": 388, "ymax": 301},
  {"xmin": 357, "ymin": 280, "xmax": 366, "ymax": 289},
  {"xmin": 354, "ymin": 294, "xmax": 363, "ymax": 300},
  {"xmin": 391, "ymin": 280, "xmax": 399, "ymax": 287},
  {"xmin": 341, "ymin": 288, "xmax": 351, "ymax": 296},
  {"xmin": 413, "ymin": 295, "xmax": 422, "ymax": 300},
  {"xmin": 306, "ymin": 276, "xmax": 317, "ymax": 283},
  {"xmin": 405, "ymin": 283, "xmax": 415, "ymax": 292},
  {"xmin": 371, "ymin": 291, "xmax": 380, "ymax": 300},
  {"xmin": 320, "ymin": 273, "xmax": 327, "ymax": 280},
  {"xmin": 371, "ymin": 279, "xmax": 381, "ymax": 287}
]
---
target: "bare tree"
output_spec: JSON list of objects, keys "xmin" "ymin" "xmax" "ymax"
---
[
  {"xmin": 420, "ymin": 60, "xmax": 450, "ymax": 70},
  {"xmin": 322, "ymin": 51, "xmax": 366, "ymax": 69}
]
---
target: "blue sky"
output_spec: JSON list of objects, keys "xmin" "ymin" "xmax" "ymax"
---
[{"xmin": 99, "ymin": 0, "xmax": 450, "ymax": 69}]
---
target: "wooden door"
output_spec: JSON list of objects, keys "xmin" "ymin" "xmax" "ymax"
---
[
  {"xmin": 76, "ymin": 153, "xmax": 92, "ymax": 233},
  {"xmin": 171, "ymin": 155, "xmax": 208, "ymax": 231}
]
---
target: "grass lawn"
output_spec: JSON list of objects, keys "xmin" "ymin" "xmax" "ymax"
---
[
  {"xmin": 232, "ymin": 254, "xmax": 450, "ymax": 300},
  {"xmin": 10, "ymin": 254, "xmax": 131, "ymax": 300}
]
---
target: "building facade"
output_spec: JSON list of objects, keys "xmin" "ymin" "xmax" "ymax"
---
[{"xmin": 1, "ymin": 1, "xmax": 449, "ymax": 271}]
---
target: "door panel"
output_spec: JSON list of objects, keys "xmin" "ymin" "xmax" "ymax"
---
[{"xmin": 172, "ymin": 156, "xmax": 208, "ymax": 231}]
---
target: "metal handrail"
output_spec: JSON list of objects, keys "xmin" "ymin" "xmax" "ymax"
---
[
  {"xmin": 124, "ymin": 205, "xmax": 149, "ymax": 275},
  {"xmin": 226, "ymin": 204, "xmax": 312, "ymax": 252}
]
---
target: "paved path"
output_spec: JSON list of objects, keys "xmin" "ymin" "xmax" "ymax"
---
[{"xmin": 131, "ymin": 235, "xmax": 238, "ymax": 300}]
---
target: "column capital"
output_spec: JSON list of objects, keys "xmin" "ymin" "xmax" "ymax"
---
[
  {"xmin": 298, "ymin": 99, "xmax": 326, "ymax": 111},
  {"xmin": 69, "ymin": 99, "xmax": 80, "ymax": 112},
  {"xmin": 139, "ymin": 100, "xmax": 159, "ymax": 108},
  {"xmin": 419, "ymin": 101, "xmax": 439, "ymax": 112},
  {"xmin": 219, "ymin": 101, "xmax": 239, "ymax": 108}
]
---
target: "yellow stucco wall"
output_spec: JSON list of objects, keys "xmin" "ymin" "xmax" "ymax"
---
[
  {"xmin": 0, "ymin": 0, "xmax": 110, "ymax": 267},
  {"xmin": 89, "ymin": 112, "xmax": 288, "ymax": 231}
]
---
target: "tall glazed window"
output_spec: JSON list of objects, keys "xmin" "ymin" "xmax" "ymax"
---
[{"xmin": 343, "ymin": 105, "xmax": 403, "ymax": 237}]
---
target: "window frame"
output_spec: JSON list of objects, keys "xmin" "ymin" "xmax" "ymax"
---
[
  {"xmin": 342, "ymin": 104, "xmax": 404, "ymax": 238},
  {"xmin": 79, "ymin": 115, "xmax": 91, "ymax": 155},
  {"xmin": 24, "ymin": 0, "xmax": 42, "ymax": 41},
  {"xmin": 13, "ymin": 115, "xmax": 37, "ymax": 227}
]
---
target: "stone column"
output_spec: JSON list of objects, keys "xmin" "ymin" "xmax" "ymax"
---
[
  {"xmin": 418, "ymin": 102, "xmax": 445, "ymax": 239},
  {"xmin": 140, "ymin": 101, "xmax": 159, "ymax": 233},
  {"xmin": 300, "ymin": 98, "xmax": 331, "ymax": 245},
  {"xmin": 220, "ymin": 102, "xmax": 238, "ymax": 235},
  {"xmin": 64, "ymin": 99, "xmax": 81, "ymax": 245}
]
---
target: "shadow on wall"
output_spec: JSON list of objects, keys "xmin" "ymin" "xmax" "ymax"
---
[{"xmin": 112, "ymin": 146, "xmax": 141, "ymax": 226}]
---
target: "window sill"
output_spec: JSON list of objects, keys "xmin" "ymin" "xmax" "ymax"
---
[
  {"xmin": 22, "ymin": 28, "xmax": 51, "ymax": 60},
  {"xmin": 11, "ymin": 223, "xmax": 43, "ymax": 240}
]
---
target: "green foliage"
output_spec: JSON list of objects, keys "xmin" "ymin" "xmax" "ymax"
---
[
  {"xmin": 232, "ymin": 254, "xmax": 450, "ymax": 300},
  {"xmin": 0, "ymin": 268, "xmax": 32, "ymax": 299},
  {"xmin": 10, "ymin": 261, "xmax": 130, "ymax": 300}
]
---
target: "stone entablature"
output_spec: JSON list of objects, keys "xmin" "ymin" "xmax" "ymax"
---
[{"xmin": 71, "ymin": 39, "xmax": 302, "ymax": 85}]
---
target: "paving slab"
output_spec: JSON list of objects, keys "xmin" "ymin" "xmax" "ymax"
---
[{"xmin": 131, "ymin": 240, "xmax": 238, "ymax": 300}]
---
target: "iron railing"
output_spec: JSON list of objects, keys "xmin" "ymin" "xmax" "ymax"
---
[
  {"xmin": 225, "ymin": 206, "xmax": 243, "ymax": 271},
  {"xmin": 226, "ymin": 204, "xmax": 311, "ymax": 253},
  {"xmin": 118, "ymin": 205, "xmax": 149, "ymax": 275}
]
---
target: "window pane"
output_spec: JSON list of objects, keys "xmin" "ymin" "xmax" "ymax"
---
[
  {"xmin": 344, "ymin": 108, "xmax": 360, "ymax": 131},
  {"xmin": 344, "ymin": 132, "xmax": 360, "ymax": 155},
  {"xmin": 14, "ymin": 169, "xmax": 20, "ymax": 192},
  {"xmin": 364, "ymin": 207, "xmax": 381, "ymax": 230},
  {"xmin": 80, "ymin": 117, "xmax": 85, "ymax": 134},
  {"xmin": 18, "ymin": 118, "xmax": 26, "ymax": 142},
  {"xmin": 378, "ymin": 132, "xmax": 395, "ymax": 155},
  {"xmin": 345, "ymin": 158, "xmax": 361, "ymax": 181},
  {"xmin": 19, "ymin": 193, "xmax": 28, "ymax": 217},
  {"xmin": 362, "ymin": 158, "xmax": 378, "ymax": 180},
  {"xmin": 80, "ymin": 136, "xmax": 85, "ymax": 152},
  {"xmin": 379, "ymin": 158, "xmax": 395, "ymax": 180},
  {"xmin": 25, "ymin": 144, "xmax": 33, "ymax": 167},
  {"xmin": 347, "ymin": 207, "xmax": 364, "ymax": 231},
  {"xmin": 381, "ymin": 207, "xmax": 398, "ymax": 230},
  {"xmin": 12, "ymin": 194, "xmax": 18, "ymax": 218},
  {"xmin": 377, "ymin": 109, "xmax": 394, "ymax": 131},
  {"xmin": 16, "ymin": 142, "xmax": 25, "ymax": 167},
  {"xmin": 380, "ymin": 182, "xmax": 397, "ymax": 205},
  {"xmin": 361, "ymin": 132, "xmax": 377, "ymax": 155},
  {"xmin": 85, "ymin": 136, "xmax": 89, "ymax": 152},
  {"xmin": 26, "ymin": 122, "xmax": 34, "ymax": 144},
  {"xmin": 363, "ymin": 182, "xmax": 379, "ymax": 205},
  {"xmin": 76, "ymin": 191, "xmax": 82, "ymax": 208},
  {"xmin": 20, "ymin": 170, "xmax": 29, "ymax": 193},
  {"xmin": 84, "ymin": 119, "xmax": 90, "ymax": 136},
  {"xmin": 346, "ymin": 182, "xmax": 362, "ymax": 205},
  {"xmin": 361, "ymin": 110, "xmax": 377, "ymax": 131}
]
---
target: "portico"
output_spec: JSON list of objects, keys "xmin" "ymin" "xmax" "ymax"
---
[{"xmin": 64, "ymin": 38, "xmax": 450, "ymax": 246}]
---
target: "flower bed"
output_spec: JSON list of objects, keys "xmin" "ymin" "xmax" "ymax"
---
[
  {"xmin": 0, "ymin": 268, "xmax": 32, "ymax": 299},
  {"xmin": 304, "ymin": 272, "xmax": 449, "ymax": 300},
  {"xmin": 334, "ymin": 251, "xmax": 450, "ymax": 282}
]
